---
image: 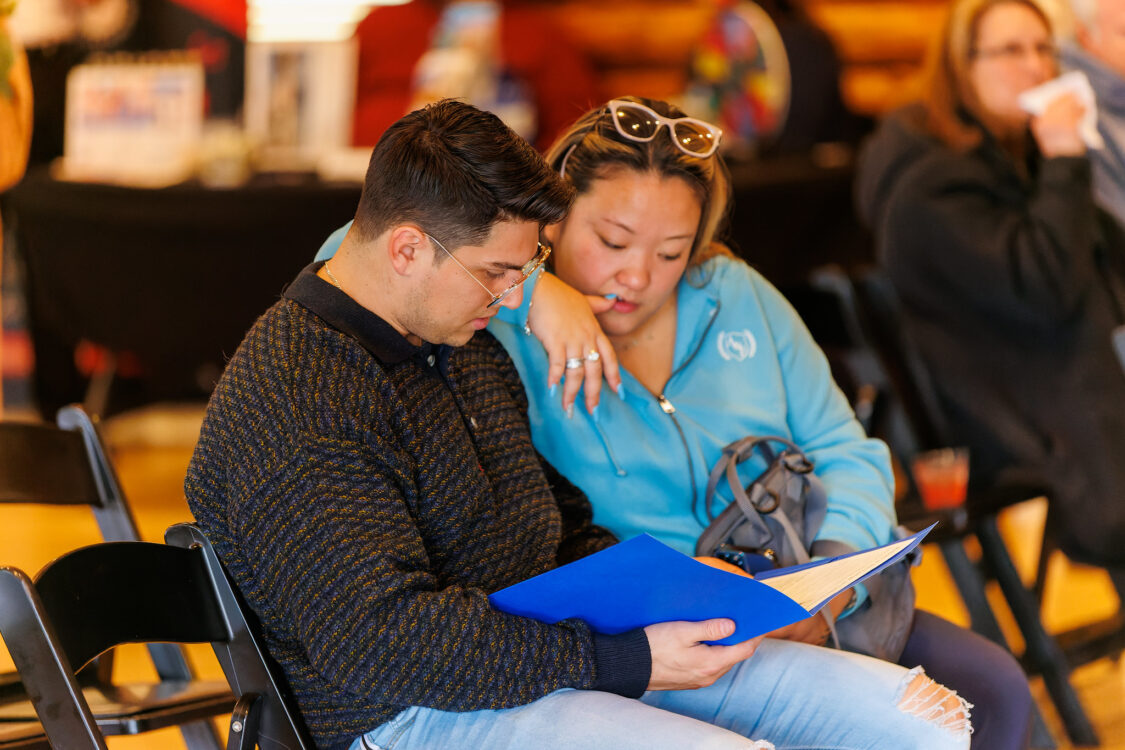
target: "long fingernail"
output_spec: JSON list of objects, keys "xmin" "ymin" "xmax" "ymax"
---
[
  {"xmin": 616, "ymin": 384, "xmax": 625, "ymax": 400},
  {"xmin": 549, "ymin": 383, "xmax": 558, "ymax": 398},
  {"xmin": 591, "ymin": 405, "xmax": 600, "ymax": 423},
  {"xmin": 566, "ymin": 404, "xmax": 575, "ymax": 419},
  {"xmin": 604, "ymin": 293, "xmax": 618, "ymax": 300}
]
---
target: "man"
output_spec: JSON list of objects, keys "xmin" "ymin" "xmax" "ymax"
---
[
  {"xmin": 186, "ymin": 99, "xmax": 968, "ymax": 750},
  {"xmin": 1064, "ymin": 0, "xmax": 1125, "ymax": 226}
]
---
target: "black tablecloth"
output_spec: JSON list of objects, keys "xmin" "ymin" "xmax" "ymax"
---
[{"xmin": 6, "ymin": 168, "xmax": 361, "ymax": 415}]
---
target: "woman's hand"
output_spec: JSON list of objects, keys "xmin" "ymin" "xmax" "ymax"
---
[
  {"xmin": 1031, "ymin": 91, "xmax": 1087, "ymax": 158},
  {"xmin": 527, "ymin": 272, "xmax": 622, "ymax": 415},
  {"xmin": 764, "ymin": 588, "xmax": 854, "ymax": 645},
  {"xmin": 694, "ymin": 556, "xmax": 753, "ymax": 578}
]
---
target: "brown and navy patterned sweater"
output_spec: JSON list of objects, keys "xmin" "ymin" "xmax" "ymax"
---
[{"xmin": 185, "ymin": 265, "xmax": 650, "ymax": 749}]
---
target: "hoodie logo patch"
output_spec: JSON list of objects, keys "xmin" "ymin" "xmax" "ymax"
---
[{"xmin": 717, "ymin": 330, "xmax": 757, "ymax": 361}]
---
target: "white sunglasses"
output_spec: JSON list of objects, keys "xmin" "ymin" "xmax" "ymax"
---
[{"xmin": 606, "ymin": 99, "xmax": 723, "ymax": 158}]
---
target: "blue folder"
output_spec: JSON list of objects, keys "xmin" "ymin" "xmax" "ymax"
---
[{"xmin": 489, "ymin": 526, "xmax": 933, "ymax": 646}]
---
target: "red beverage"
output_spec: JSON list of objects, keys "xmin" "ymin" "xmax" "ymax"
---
[{"xmin": 912, "ymin": 448, "xmax": 969, "ymax": 511}]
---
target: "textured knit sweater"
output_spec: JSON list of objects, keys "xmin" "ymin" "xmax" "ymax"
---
[{"xmin": 184, "ymin": 264, "xmax": 650, "ymax": 749}]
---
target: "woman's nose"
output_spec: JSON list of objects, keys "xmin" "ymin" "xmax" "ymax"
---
[{"xmin": 617, "ymin": 262, "xmax": 651, "ymax": 290}]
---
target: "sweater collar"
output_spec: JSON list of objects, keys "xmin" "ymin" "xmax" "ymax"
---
[{"xmin": 284, "ymin": 263, "xmax": 451, "ymax": 368}]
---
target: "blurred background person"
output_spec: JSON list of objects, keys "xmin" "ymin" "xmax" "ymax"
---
[
  {"xmin": 1062, "ymin": 0, "xmax": 1125, "ymax": 227},
  {"xmin": 0, "ymin": 0, "xmax": 32, "ymax": 415},
  {"xmin": 350, "ymin": 0, "xmax": 597, "ymax": 150},
  {"xmin": 856, "ymin": 0, "xmax": 1125, "ymax": 569}
]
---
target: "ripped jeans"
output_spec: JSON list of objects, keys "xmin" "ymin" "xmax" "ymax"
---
[{"xmin": 351, "ymin": 639, "xmax": 971, "ymax": 750}]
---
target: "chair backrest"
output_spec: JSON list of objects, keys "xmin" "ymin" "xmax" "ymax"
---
[
  {"xmin": 783, "ymin": 265, "xmax": 934, "ymax": 507},
  {"xmin": 0, "ymin": 404, "xmax": 139, "ymax": 542},
  {"xmin": 849, "ymin": 267, "xmax": 950, "ymax": 455},
  {"xmin": 0, "ymin": 526, "xmax": 313, "ymax": 750},
  {"xmin": 0, "ymin": 404, "xmax": 197, "ymax": 683},
  {"xmin": 165, "ymin": 523, "xmax": 316, "ymax": 750},
  {"xmin": 783, "ymin": 265, "xmax": 892, "ymax": 435}
]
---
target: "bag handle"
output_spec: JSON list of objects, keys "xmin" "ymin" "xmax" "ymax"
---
[{"xmin": 702, "ymin": 435, "xmax": 842, "ymax": 647}]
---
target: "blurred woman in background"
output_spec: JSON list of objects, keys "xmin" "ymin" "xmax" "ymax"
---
[{"xmin": 856, "ymin": 0, "xmax": 1125, "ymax": 571}]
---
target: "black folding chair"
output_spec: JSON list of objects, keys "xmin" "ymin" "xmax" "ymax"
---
[
  {"xmin": 0, "ymin": 405, "xmax": 231, "ymax": 749},
  {"xmin": 850, "ymin": 266, "xmax": 1111, "ymax": 747},
  {"xmin": 783, "ymin": 265, "xmax": 1072, "ymax": 746},
  {"xmin": 0, "ymin": 524, "xmax": 313, "ymax": 750}
]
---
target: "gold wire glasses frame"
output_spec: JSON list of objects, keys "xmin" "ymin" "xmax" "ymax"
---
[
  {"xmin": 970, "ymin": 41, "xmax": 1058, "ymax": 63},
  {"xmin": 425, "ymin": 233, "xmax": 552, "ymax": 309}
]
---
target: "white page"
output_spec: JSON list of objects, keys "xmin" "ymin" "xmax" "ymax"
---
[{"xmin": 758, "ymin": 537, "xmax": 914, "ymax": 611}]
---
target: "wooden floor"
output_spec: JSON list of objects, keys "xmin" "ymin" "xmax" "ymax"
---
[{"xmin": 1, "ymin": 404, "xmax": 1124, "ymax": 748}]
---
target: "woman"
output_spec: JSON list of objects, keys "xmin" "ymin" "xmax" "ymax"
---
[
  {"xmin": 487, "ymin": 96, "xmax": 1032, "ymax": 750},
  {"xmin": 856, "ymin": 0, "xmax": 1125, "ymax": 570}
]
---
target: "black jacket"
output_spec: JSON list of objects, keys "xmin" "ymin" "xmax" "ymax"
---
[{"xmin": 857, "ymin": 106, "xmax": 1125, "ymax": 564}]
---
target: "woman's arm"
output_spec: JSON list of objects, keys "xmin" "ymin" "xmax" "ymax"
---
[
  {"xmin": 317, "ymin": 224, "xmax": 624, "ymax": 414},
  {"xmin": 493, "ymin": 271, "xmax": 622, "ymax": 415},
  {"xmin": 755, "ymin": 270, "xmax": 897, "ymax": 555}
]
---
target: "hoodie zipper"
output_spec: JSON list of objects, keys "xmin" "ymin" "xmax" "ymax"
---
[{"xmin": 651, "ymin": 300, "xmax": 722, "ymax": 525}]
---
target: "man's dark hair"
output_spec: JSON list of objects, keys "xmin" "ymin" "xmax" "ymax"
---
[{"xmin": 353, "ymin": 99, "xmax": 574, "ymax": 253}]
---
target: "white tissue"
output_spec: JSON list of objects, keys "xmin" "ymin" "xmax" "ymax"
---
[{"xmin": 1017, "ymin": 70, "xmax": 1105, "ymax": 150}]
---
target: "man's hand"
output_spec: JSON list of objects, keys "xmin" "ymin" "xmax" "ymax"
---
[
  {"xmin": 644, "ymin": 619, "xmax": 764, "ymax": 691},
  {"xmin": 765, "ymin": 588, "xmax": 854, "ymax": 645}
]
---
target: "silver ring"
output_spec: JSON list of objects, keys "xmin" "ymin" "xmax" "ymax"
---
[
  {"xmin": 565, "ymin": 357, "xmax": 585, "ymax": 370},
  {"xmin": 586, "ymin": 350, "xmax": 601, "ymax": 363}
]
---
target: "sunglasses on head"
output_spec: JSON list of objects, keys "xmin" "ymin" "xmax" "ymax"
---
[
  {"xmin": 607, "ymin": 99, "xmax": 723, "ymax": 158},
  {"xmin": 559, "ymin": 100, "xmax": 723, "ymax": 176}
]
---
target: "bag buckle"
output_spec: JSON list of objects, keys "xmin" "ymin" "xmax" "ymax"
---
[
  {"xmin": 780, "ymin": 450, "xmax": 814, "ymax": 474},
  {"xmin": 716, "ymin": 543, "xmax": 778, "ymax": 574}
]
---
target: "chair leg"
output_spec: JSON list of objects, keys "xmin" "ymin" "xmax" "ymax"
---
[
  {"xmin": 179, "ymin": 719, "xmax": 224, "ymax": 750},
  {"xmin": 226, "ymin": 694, "xmax": 262, "ymax": 750},
  {"xmin": 1028, "ymin": 704, "xmax": 1058, "ymax": 749},
  {"xmin": 938, "ymin": 538, "xmax": 1009, "ymax": 646},
  {"xmin": 976, "ymin": 518, "xmax": 1099, "ymax": 746}
]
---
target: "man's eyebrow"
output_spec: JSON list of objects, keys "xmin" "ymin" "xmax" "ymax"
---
[{"xmin": 486, "ymin": 261, "xmax": 526, "ymax": 271}]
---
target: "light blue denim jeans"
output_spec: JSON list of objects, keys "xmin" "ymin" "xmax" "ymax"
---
[{"xmin": 350, "ymin": 638, "xmax": 971, "ymax": 750}]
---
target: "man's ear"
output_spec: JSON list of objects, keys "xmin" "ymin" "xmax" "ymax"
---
[{"xmin": 386, "ymin": 225, "xmax": 429, "ymax": 277}]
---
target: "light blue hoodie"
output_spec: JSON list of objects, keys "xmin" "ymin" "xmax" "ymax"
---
[{"xmin": 317, "ymin": 226, "xmax": 895, "ymax": 590}]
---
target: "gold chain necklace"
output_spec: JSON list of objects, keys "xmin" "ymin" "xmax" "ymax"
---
[{"xmin": 323, "ymin": 262, "xmax": 343, "ymax": 290}]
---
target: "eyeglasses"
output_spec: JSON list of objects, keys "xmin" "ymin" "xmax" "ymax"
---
[
  {"xmin": 971, "ymin": 41, "xmax": 1058, "ymax": 64},
  {"xmin": 425, "ymin": 232, "xmax": 552, "ymax": 309},
  {"xmin": 606, "ymin": 99, "xmax": 723, "ymax": 158}
]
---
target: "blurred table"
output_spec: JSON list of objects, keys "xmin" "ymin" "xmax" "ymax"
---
[
  {"xmin": 6, "ymin": 167, "xmax": 361, "ymax": 416},
  {"xmin": 5, "ymin": 150, "xmax": 869, "ymax": 417}
]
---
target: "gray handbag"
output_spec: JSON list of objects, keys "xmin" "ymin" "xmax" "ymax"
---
[{"xmin": 694, "ymin": 435, "xmax": 917, "ymax": 662}]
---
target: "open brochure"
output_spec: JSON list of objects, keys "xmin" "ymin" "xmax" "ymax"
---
[{"xmin": 489, "ymin": 525, "xmax": 933, "ymax": 646}]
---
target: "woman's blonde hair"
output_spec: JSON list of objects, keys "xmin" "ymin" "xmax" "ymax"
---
[
  {"xmin": 543, "ymin": 96, "xmax": 732, "ymax": 268},
  {"xmin": 921, "ymin": 0, "xmax": 1054, "ymax": 150}
]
